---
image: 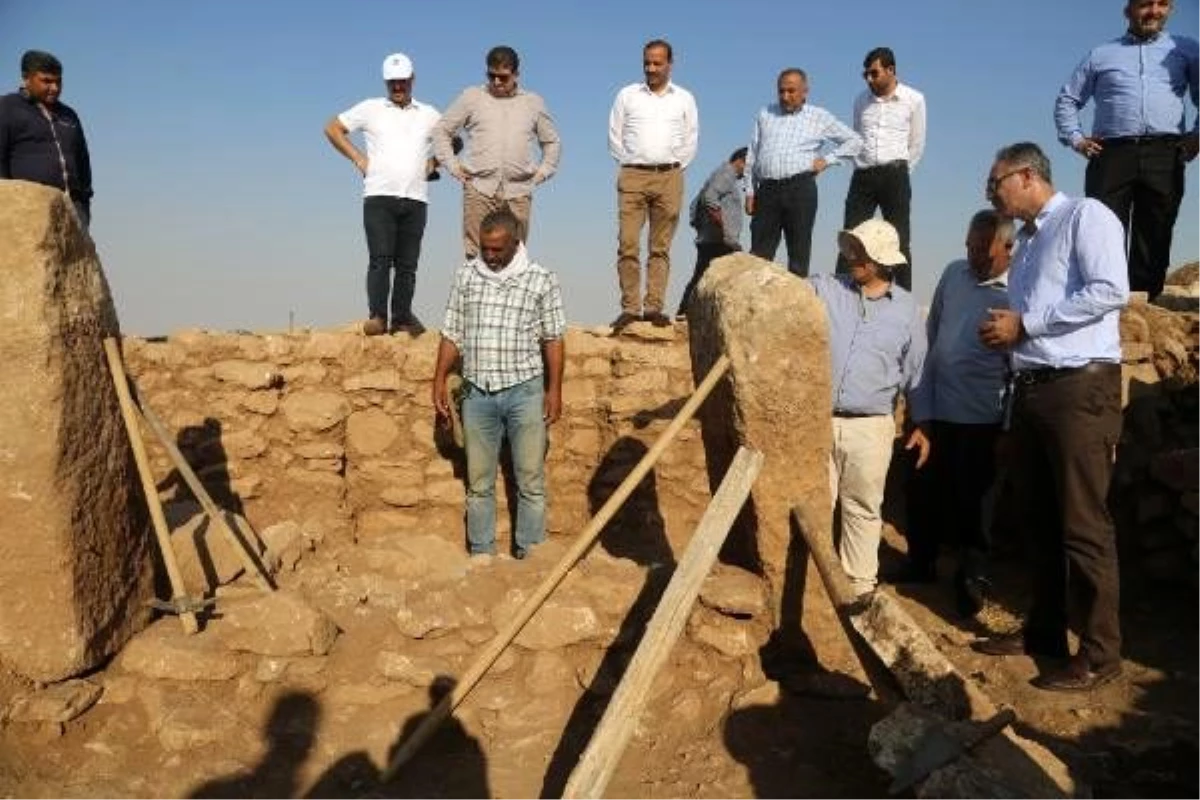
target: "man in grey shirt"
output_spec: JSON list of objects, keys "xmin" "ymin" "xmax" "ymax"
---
[
  {"xmin": 896, "ymin": 210, "xmax": 1014, "ymax": 618},
  {"xmin": 676, "ymin": 146, "xmax": 747, "ymax": 319},
  {"xmin": 433, "ymin": 45, "xmax": 561, "ymax": 258}
]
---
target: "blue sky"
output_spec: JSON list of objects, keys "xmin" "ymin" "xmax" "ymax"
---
[{"xmin": 4, "ymin": 0, "xmax": 1198, "ymax": 335}]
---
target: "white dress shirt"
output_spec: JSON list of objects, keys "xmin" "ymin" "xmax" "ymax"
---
[
  {"xmin": 852, "ymin": 82, "xmax": 926, "ymax": 170},
  {"xmin": 338, "ymin": 97, "xmax": 441, "ymax": 200},
  {"xmin": 607, "ymin": 81, "xmax": 699, "ymax": 168}
]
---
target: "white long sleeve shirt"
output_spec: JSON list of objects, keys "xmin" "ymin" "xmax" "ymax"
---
[
  {"xmin": 607, "ymin": 81, "xmax": 698, "ymax": 168},
  {"xmin": 851, "ymin": 81, "xmax": 926, "ymax": 170}
]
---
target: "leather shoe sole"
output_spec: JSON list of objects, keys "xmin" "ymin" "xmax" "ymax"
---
[{"xmin": 1031, "ymin": 657, "xmax": 1122, "ymax": 693}]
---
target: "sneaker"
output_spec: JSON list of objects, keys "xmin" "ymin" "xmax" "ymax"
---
[
  {"xmin": 362, "ymin": 317, "xmax": 387, "ymax": 336},
  {"xmin": 610, "ymin": 312, "xmax": 640, "ymax": 334},
  {"xmin": 643, "ymin": 311, "xmax": 672, "ymax": 328}
]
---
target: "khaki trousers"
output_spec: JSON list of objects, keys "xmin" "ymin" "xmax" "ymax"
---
[
  {"xmin": 463, "ymin": 184, "xmax": 532, "ymax": 258},
  {"xmin": 829, "ymin": 414, "xmax": 896, "ymax": 595},
  {"xmin": 616, "ymin": 166, "xmax": 683, "ymax": 315}
]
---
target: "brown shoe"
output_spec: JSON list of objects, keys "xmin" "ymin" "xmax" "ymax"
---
[
  {"xmin": 610, "ymin": 312, "xmax": 640, "ymax": 334},
  {"xmin": 643, "ymin": 311, "xmax": 672, "ymax": 328},
  {"xmin": 362, "ymin": 317, "xmax": 387, "ymax": 336},
  {"xmin": 971, "ymin": 632, "xmax": 1069, "ymax": 659},
  {"xmin": 1031, "ymin": 655, "xmax": 1122, "ymax": 693}
]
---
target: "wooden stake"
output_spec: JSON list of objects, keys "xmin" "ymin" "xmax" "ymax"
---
[
  {"xmin": 563, "ymin": 446, "xmax": 763, "ymax": 799},
  {"xmin": 380, "ymin": 354, "xmax": 732, "ymax": 782},
  {"xmin": 133, "ymin": 398, "xmax": 275, "ymax": 592},
  {"xmin": 103, "ymin": 337, "xmax": 199, "ymax": 634}
]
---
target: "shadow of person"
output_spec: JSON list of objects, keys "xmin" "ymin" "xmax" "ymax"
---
[
  {"xmin": 367, "ymin": 676, "xmax": 491, "ymax": 799},
  {"xmin": 162, "ymin": 417, "xmax": 246, "ymax": 516},
  {"xmin": 189, "ymin": 691, "xmax": 320, "ymax": 799},
  {"xmin": 540, "ymin": 436, "xmax": 675, "ymax": 798}
]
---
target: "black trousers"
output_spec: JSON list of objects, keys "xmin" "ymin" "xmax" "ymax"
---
[
  {"xmin": 1010, "ymin": 363, "xmax": 1123, "ymax": 668},
  {"xmin": 906, "ymin": 421, "xmax": 1001, "ymax": 579},
  {"xmin": 839, "ymin": 162, "xmax": 912, "ymax": 289},
  {"xmin": 363, "ymin": 196, "xmax": 427, "ymax": 326},
  {"xmin": 677, "ymin": 241, "xmax": 736, "ymax": 316},
  {"xmin": 1085, "ymin": 136, "xmax": 1185, "ymax": 299},
  {"xmin": 750, "ymin": 173, "xmax": 817, "ymax": 277}
]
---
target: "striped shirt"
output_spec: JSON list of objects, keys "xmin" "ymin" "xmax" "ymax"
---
[
  {"xmin": 441, "ymin": 243, "xmax": 566, "ymax": 392},
  {"xmin": 746, "ymin": 103, "xmax": 861, "ymax": 193}
]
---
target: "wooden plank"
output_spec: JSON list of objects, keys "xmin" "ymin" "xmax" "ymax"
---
[
  {"xmin": 563, "ymin": 446, "xmax": 763, "ymax": 799},
  {"xmin": 103, "ymin": 337, "xmax": 198, "ymax": 635},
  {"xmin": 379, "ymin": 354, "xmax": 732, "ymax": 782}
]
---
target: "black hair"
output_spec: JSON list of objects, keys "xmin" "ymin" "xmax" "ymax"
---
[
  {"xmin": 21, "ymin": 50, "xmax": 62, "ymax": 76},
  {"xmin": 486, "ymin": 45, "xmax": 519, "ymax": 72},
  {"xmin": 644, "ymin": 39, "xmax": 673, "ymax": 62},
  {"xmin": 729, "ymin": 147, "xmax": 748, "ymax": 163},
  {"xmin": 863, "ymin": 47, "xmax": 895, "ymax": 70}
]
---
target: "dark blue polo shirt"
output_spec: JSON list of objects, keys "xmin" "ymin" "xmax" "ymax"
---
[{"xmin": 0, "ymin": 90, "xmax": 93, "ymax": 203}]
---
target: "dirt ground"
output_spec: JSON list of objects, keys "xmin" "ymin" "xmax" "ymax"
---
[{"xmin": 0, "ymin": 507, "xmax": 1195, "ymax": 798}]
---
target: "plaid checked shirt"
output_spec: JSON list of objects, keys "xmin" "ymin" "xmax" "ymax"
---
[
  {"xmin": 441, "ymin": 245, "xmax": 566, "ymax": 391},
  {"xmin": 746, "ymin": 102, "xmax": 861, "ymax": 190}
]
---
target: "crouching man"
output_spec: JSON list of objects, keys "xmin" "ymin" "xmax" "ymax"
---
[{"xmin": 432, "ymin": 210, "xmax": 566, "ymax": 559}]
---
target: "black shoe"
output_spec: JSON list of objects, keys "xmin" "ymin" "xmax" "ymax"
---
[
  {"xmin": 881, "ymin": 561, "xmax": 937, "ymax": 585},
  {"xmin": 971, "ymin": 632, "xmax": 1070, "ymax": 659},
  {"xmin": 1031, "ymin": 655, "xmax": 1122, "ymax": 693},
  {"xmin": 390, "ymin": 316, "xmax": 426, "ymax": 337},
  {"xmin": 955, "ymin": 573, "xmax": 990, "ymax": 618},
  {"xmin": 643, "ymin": 311, "xmax": 672, "ymax": 328},
  {"xmin": 610, "ymin": 312, "xmax": 640, "ymax": 334}
]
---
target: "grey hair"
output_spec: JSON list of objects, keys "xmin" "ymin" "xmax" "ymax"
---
[
  {"xmin": 480, "ymin": 208, "xmax": 520, "ymax": 240},
  {"xmin": 969, "ymin": 209, "xmax": 1017, "ymax": 246},
  {"xmin": 994, "ymin": 141, "xmax": 1052, "ymax": 183}
]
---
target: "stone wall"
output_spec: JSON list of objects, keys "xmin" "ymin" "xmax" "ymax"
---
[{"xmin": 123, "ymin": 324, "xmax": 714, "ymax": 559}]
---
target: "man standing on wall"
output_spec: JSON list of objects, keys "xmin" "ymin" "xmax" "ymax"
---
[
  {"xmin": 325, "ymin": 52, "xmax": 441, "ymax": 336},
  {"xmin": 432, "ymin": 210, "xmax": 565, "ymax": 561},
  {"xmin": 0, "ymin": 50, "xmax": 93, "ymax": 229},
  {"xmin": 976, "ymin": 142, "xmax": 1128, "ymax": 693},
  {"xmin": 434, "ymin": 45, "xmax": 561, "ymax": 259},
  {"xmin": 676, "ymin": 146, "xmax": 747, "ymax": 320},
  {"xmin": 746, "ymin": 68, "xmax": 861, "ymax": 278},
  {"xmin": 1054, "ymin": 0, "xmax": 1198, "ymax": 299},
  {"xmin": 841, "ymin": 47, "xmax": 926, "ymax": 290},
  {"xmin": 608, "ymin": 39, "xmax": 699, "ymax": 331}
]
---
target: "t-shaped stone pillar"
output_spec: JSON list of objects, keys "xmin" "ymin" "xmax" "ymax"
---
[
  {"xmin": 688, "ymin": 253, "xmax": 849, "ymax": 667},
  {"xmin": 0, "ymin": 181, "xmax": 153, "ymax": 681}
]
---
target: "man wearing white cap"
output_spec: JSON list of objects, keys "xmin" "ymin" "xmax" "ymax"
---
[
  {"xmin": 325, "ymin": 52, "xmax": 441, "ymax": 336},
  {"xmin": 809, "ymin": 218, "xmax": 929, "ymax": 597}
]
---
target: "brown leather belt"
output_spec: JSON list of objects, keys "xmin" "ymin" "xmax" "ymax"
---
[{"xmin": 625, "ymin": 162, "xmax": 680, "ymax": 172}]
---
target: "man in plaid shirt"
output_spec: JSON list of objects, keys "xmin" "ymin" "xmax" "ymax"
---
[{"xmin": 433, "ymin": 209, "xmax": 566, "ymax": 559}]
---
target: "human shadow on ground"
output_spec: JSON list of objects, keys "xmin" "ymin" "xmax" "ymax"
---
[
  {"xmin": 189, "ymin": 691, "xmax": 319, "ymax": 799},
  {"xmin": 539, "ymin": 435, "xmax": 675, "ymax": 798},
  {"xmin": 308, "ymin": 676, "xmax": 490, "ymax": 799}
]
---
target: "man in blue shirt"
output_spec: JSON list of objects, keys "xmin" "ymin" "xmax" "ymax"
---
[
  {"xmin": 977, "ymin": 142, "xmax": 1128, "ymax": 693},
  {"xmin": 676, "ymin": 147, "xmax": 747, "ymax": 319},
  {"xmin": 1054, "ymin": 0, "xmax": 1199, "ymax": 299},
  {"xmin": 0, "ymin": 50, "xmax": 93, "ymax": 230},
  {"xmin": 810, "ymin": 219, "xmax": 928, "ymax": 598},
  {"xmin": 746, "ymin": 69, "xmax": 861, "ymax": 277},
  {"xmin": 894, "ymin": 210, "xmax": 1015, "ymax": 619}
]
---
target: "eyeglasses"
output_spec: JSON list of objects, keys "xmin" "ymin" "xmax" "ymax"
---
[
  {"xmin": 986, "ymin": 169, "xmax": 1025, "ymax": 193},
  {"xmin": 486, "ymin": 71, "xmax": 514, "ymax": 83}
]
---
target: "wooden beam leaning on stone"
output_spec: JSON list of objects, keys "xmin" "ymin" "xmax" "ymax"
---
[
  {"xmin": 380, "ymin": 354, "xmax": 732, "ymax": 783},
  {"xmin": 563, "ymin": 446, "xmax": 763, "ymax": 799},
  {"xmin": 790, "ymin": 504, "xmax": 1077, "ymax": 797},
  {"xmin": 102, "ymin": 337, "xmax": 199, "ymax": 635}
]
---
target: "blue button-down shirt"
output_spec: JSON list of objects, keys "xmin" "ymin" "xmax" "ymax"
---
[
  {"xmin": 1055, "ymin": 30, "xmax": 1199, "ymax": 145},
  {"xmin": 1008, "ymin": 193, "xmax": 1128, "ymax": 372},
  {"xmin": 746, "ymin": 103, "xmax": 861, "ymax": 192},
  {"xmin": 810, "ymin": 274, "xmax": 926, "ymax": 416},
  {"xmin": 908, "ymin": 261, "xmax": 1009, "ymax": 425}
]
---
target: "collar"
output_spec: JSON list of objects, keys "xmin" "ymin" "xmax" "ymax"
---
[
  {"xmin": 385, "ymin": 97, "xmax": 419, "ymax": 110},
  {"xmin": 870, "ymin": 81, "xmax": 903, "ymax": 102},
  {"xmin": 1123, "ymin": 29, "xmax": 1165, "ymax": 45},
  {"xmin": 1023, "ymin": 191, "xmax": 1067, "ymax": 238},
  {"xmin": 639, "ymin": 81, "xmax": 675, "ymax": 96},
  {"xmin": 470, "ymin": 242, "xmax": 532, "ymax": 283},
  {"xmin": 978, "ymin": 270, "xmax": 1009, "ymax": 288}
]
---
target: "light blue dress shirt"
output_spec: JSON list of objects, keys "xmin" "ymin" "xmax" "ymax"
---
[
  {"xmin": 746, "ymin": 103, "xmax": 861, "ymax": 189},
  {"xmin": 1008, "ymin": 193, "xmax": 1129, "ymax": 372},
  {"xmin": 810, "ymin": 274, "xmax": 926, "ymax": 416},
  {"xmin": 1055, "ymin": 30, "xmax": 1199, "ymax": 145},
  {"xmin": 908, "ymin": 261, "xmax": 1010, "ymax": 425}
]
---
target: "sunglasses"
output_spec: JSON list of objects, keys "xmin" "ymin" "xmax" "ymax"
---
[{"xmin": 486, "ymin": 71, "xmax": 514, "ymax": 83}]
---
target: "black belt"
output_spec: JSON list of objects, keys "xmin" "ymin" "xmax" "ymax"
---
[
  {"xmin": 625, "ymin": 162, "xmax": 680, "ymax": 172},
  {"xmin": 858, "ymin": 159, "xmax": 908, "ymax": 171},
  {"xmin": 1102, "ymin": 134, "xmax": 1181, "ymax": 146},
  {"xmin": 1012, "ymin": 361, "xmax": 1118, "ymax": 387},
  {"xmin": 833, "ymin": 411, "xmax": 883, "ymax": 419},
  {"xmin": 759, "ymin": 172, "xmax": 815, "ymax": 186}
]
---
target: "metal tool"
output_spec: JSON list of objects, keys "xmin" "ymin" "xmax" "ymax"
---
[{"xmin": 889, "ymin": 707, "xmax": 1017, "ymax": 794}]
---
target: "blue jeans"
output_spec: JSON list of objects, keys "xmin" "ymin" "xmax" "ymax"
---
[{"xmin": 461, "ymin": 377, "xmax": 548, "ymax": 555}]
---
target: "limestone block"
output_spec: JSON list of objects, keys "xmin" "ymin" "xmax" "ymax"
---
[
  {"xmin": 0, "ymin": 181, "xmax": 153, "ymax": 682},
  {"xmin": 686, "ymin": 606, "xmax": 764, "ymax": 657},
  {"xmin": 400, "ymin": 341, "xmax": 438, "ymax": 381},
  {"xmin": 377, "ymin": 651, "xmax": 453, "ymax": 687},
  {"xmin": 343, "ymin": 369, "xmax": 403, "ymax": 392},
  {"xmin": 5, "ymin": 679, "xmax": 103, "ymax": 723},
  {"xmin": 346, "ymin": 408, "xmax": 400, "ymax": 456},
  {"xmin": 688, "ymin": 253, "xmax": 837, "ymax": 655},
  {"xmin": 238, "ymin": 391, "xmax": 280, "ymax": 416},
  {"xmin": 215, "ymin": 590, "xmax": 339, "ymax": 656},
  {"xmin": 281, "ymin": 390, "xmax": 350, "ymax": 433},
  {"xmin": 212, "ymin": 359, "xmax": 282, "ymax": 390},
  {"xmin": 280, "ymin": 362, "xmax": 328, "ymax": 386},
  {"xmin": 294, "ymin": 441, "xmax": 345, "ymax": 460},
  {"xmin": 699, "ymin": 564, "xmax": 769, "ymax": 619},
  {"xmin": 494, "ymin": 587, "xmax": 603, "ymax": 650},
  {"xmin": 118, "ymin": 619, "xmax": 245, "ymax": 681}
]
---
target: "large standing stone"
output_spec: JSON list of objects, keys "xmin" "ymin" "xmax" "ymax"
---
[
  {"xmin": 688, "ymin": 253, "xmax": 845, "ymax": 662},
  {"xmin": 0, "ymin": 181, "xmax": 153, "ymax": 682}
]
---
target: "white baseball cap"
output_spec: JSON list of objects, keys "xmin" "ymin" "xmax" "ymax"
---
[
  {"xmin": 838, "ymin": 218, "xmax": 907, "ymax": 266},
  {"xmin": 382, "ymin": 52, "xmax": 414, "ymax": 80}
]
